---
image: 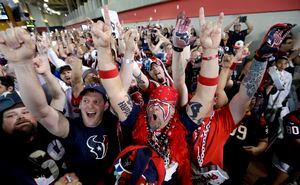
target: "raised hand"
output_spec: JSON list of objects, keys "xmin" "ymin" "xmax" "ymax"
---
[
  {"xmin": 90, "ymin": 5, "xmax": 112, "ymax": 49},
  {"xmin": 221, "ymin": 54, "xmax": 235, "ymax": 68},
  {"xmin": 0, "ymin": 27, "xmax": 36, "ymax": 63},
  {"xmin": 156, "ymin": 28, "xmax": 170, "ymax": 43},
  {"xmin": 33, "ymin": 55, "xmax": 51, "ymax": 75},
  {"xmin": 199, "ymin": 7, "xmax": 224, "ymax": 50},
  {"xmin": 235, "ymin": 41, "xmax": 251, "ymax": 61},
  {"xmin": 172, "ymin": 11, "xmax": 191, "ymax": 50},
  {"xmin": 255, "ymin": 23, "xmax": 295, "ymax": 60},
  {"xmin": 124, "ymin": 29, "xmax": 139, "ymax": 54},
  {"xmin": 65, "ymin": 55, "xmax": 82, "ymax": 69},
  {"xmin": 36, "ymin": 34, "xmax": 51, "ymax": 56}
]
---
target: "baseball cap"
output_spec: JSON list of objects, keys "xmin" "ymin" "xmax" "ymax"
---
[
  {"xmin": 82, "ymin": 68, "xmax": 98, "ymax": 81},
  {"xmin": 58, "ymin": 65, "xmax": 72, "ymax": 74},
  {"xmin": 0, "ymin": 91, "xmax": 24, "ymax": 114},
  {"xmin": 80, "ymin": 83, "xmax": 107, "ymax": 101}
]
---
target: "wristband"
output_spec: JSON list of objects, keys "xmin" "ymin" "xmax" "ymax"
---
[
  {"xmin": 173, "ymin": 46, "xmax": 183, "ymax": 52},
  {"xmin": 198, "ymin": 75, "xmax": 219, "ymax": 86},
  {"xmin": 124, "ymin": 59, "xmax": 134, "ymax": 64},
  {"xmin": 230, "ymin": 63, "xmax": 238, "ymax": 70},
  {"xmin": 99, "ymin": 67, "xmax": 119, "ymax": 79},
  {"xmin": 201, "ymin": 54, "xmax": 219, "ymax": 61}
]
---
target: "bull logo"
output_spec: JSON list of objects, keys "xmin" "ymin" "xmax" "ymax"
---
[{"xmin": 86, "ymin": 135, "xmax": 108, "ymax": 159}]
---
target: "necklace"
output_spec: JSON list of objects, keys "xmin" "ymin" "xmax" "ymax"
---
[
  {"xmin": 196, "ymin": 112, "xmax": 215, "ymax": 167},
  {"xmin": 147, "ymin": 123, "xmax": 171, "ymax": 166}
]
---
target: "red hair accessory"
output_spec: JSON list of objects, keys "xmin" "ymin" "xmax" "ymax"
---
[
  {"xmin": 198, "ymin": 75, "xmax": 219, "ymax": 86},
  {"xmin": 99, "ymin": 67, "xmax": 119, "ymax": 79}
]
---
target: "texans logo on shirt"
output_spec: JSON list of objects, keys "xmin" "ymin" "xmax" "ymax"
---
[{"xmin": 86, "ymin": 135, "xmax": 108, "ymax": 159}]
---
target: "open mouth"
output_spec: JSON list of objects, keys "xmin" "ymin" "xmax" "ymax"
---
[
  {"xmin": 152, "ymin": 114, "xmax": 157, "ymax": 121},
  {"xmin": 86, "ymin": 112, "xmax": 96, "ymax": 118}
]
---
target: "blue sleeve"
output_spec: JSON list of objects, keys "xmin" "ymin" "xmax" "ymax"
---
[{"xmin": 121, "ymin": 104, "xmax": 141, "ymax": 128}]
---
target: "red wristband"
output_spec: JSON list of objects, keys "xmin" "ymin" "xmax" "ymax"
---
[
  {"xmin": 99, "ymin": 67, "xmax": 119, "ymax": 79},
  {"xmin": 201, "ymin": 54, "xmax": 219, "ymax": 61},
  {"xmin": 230, "ymin": 63, "xmax": 238, "ymax": 70},
  {"xmin": 198, "ymin": 75, "xmax": 219, "ymax": 86}
]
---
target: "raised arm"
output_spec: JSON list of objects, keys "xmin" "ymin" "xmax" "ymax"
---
[
  {"xmin": 33, "ymin": 55, "xmax": 66, "ymax": 111},
  {"xmin": 171, "ymin": 12, "xmax": 192, "ymax": 107},
  {"xmin": 92, "ymin": 6, "xmax": 135, "ymax": 121},
  {"xmin": 224, "ymin": 17, "xmax": 239, "ymax": 33},
  {"xmin": 245, "ymin": 19, "xmax": 254, "ymax": 34},
  {"xmin": 215, "ymin": 54, "xmax": 234, "ymax": 108},
  {"xmin": 119, "ymin": 26, "xmax": 141, "ymax": 92},
  {"xmin": 186, "ymin": 8, "xmax": 224, "ymax": 124},
  {"xmin": 229, "ymin": 23, "xmax": 294, "ymax": 124},
  {"xmin": 66, "ymin": 56, "xmax": 84, "ymax": 98},
  {"xmin": 132, "ymin": 61, "xmax": 149, "ymax": 90},
  {"xmin": 0, "ymin": 27, "xmax": 69, "ymax": 138}
]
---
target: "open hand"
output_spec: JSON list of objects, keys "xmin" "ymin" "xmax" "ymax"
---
[
  {"xmin": 124, "ymin": 29, "xmax": 139, "ymax": 54},
  {"xmin": 172, "ymin": 11, "xmax": 191, "ymax": 49}
]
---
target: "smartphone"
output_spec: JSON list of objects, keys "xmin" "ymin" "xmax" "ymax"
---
[{"xmin": 239, "ymin": 16, "xmax": 247, "ymax": 23}]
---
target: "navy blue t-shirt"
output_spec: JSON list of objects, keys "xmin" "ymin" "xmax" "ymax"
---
[
  {"xmin": 0, "ymin": 124, "xmax": 67, "ymax": 185},
  {"xmin": 63, "ymin": 110, "xmax": 119, "ymax": 185}
]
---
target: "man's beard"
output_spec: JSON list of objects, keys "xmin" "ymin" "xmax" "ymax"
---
[
  {"xmin": 156, "ymin": 75, "xmax": 165, "ymax": 83},
  {"xmin": 12, "ymin": 122, "xmax": 38, "ymax": 143}
]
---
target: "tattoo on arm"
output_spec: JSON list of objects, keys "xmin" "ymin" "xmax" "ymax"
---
[
  {"xmin": 188, "ymin": 101, "xmax": 203, "ymax": 124},
  {"xmin": 241, "ymin": 61, "xmax": 267, "ymax": 98},
  {"xmin": 136, "ymin": 72, "xmax": 145, "ymax": 85},
  {"xmin": 117, "ymin": 94, "xmax": 133, "ymax": 117}
]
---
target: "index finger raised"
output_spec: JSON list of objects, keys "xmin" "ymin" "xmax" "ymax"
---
[{"xmin": 199, "ymin": 7, "xmax": 206, "ymax": 27}]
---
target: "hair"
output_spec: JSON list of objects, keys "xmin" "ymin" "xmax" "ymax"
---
[
  {"xmin": 81, "ymin": 89, "xmax": 107, "ymax": 103},
  {"xmin": 0, "ymin": 75, "xmax": 15, "ymax": 90},
  {"xmin": 276, "ymin": 56, "xmax": 289, "ymax": 62}
]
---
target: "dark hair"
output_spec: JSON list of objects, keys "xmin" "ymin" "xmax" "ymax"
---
[
  {"xmin": 0, "ymin": 75, "xmax": 15, "ymax": 90},
  {"xmin": 59, "ymin": 65, "xmax": 72, "ymax": 74},
  {"xmin": 282, "ymin": 35, "xmax": 293, "ymax": 44},
  {"xmin": 277, "ymin": 56, "xmax": 289, "ymax": 62}
]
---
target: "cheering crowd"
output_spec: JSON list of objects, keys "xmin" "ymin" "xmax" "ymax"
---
[{"xmin": 0, "ymin": 5, "xmax": 299, "ymax": 185}]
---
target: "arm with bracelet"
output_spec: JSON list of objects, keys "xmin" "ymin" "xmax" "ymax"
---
[
  {"xmin": 171, "ymin": 11, "xmax": 191, "ymax": 107},
  {"xmin": 92, "ymin": 5, "xmax": 135, "ymax": 121},
  {"xmin": 119, "ymin": 29, "xmax": 140, "ymax": 93},
  {"xmin": 186, "ymin": 8, "xmax": 224, "ymax": 124}
]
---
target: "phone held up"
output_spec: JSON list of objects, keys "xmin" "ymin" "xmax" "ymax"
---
[{"xmin": 239, "ymin": 16, "xmax": 247, "ymax": 23}]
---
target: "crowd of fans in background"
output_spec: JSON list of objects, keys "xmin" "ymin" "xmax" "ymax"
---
[{"xmin": 0, "ymin": 5, "xmax": 299, "ymax": 185}]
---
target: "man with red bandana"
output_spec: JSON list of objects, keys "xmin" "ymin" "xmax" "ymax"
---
[{"xmin": 91, "ymin": 6, "xmax": 223, "ymax": 184}]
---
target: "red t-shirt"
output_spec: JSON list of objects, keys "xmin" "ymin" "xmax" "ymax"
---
[{"xmin": 190, "ymin": 105, "xmax": 236, "ymax": 169}]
